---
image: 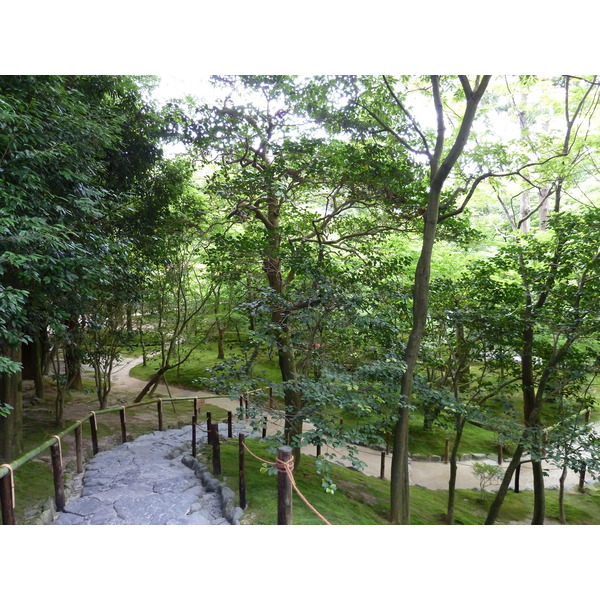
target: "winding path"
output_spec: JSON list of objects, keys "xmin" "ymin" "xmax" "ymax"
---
[{"xmin": 90, "ymin": 356, "xmax": 599, "ymax": 497}]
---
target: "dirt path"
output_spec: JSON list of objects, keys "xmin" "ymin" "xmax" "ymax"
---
[{"xmin": 108, "ymin": 356, "xmax": 597, "ymax": 493}]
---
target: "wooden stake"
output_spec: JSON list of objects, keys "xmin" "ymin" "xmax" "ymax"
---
[
  {"xmin": 211, "ymin": 423, "xmax": 221, "ymax": 476},
  {"xmin": 0, "ymin": 469, "xmax": 16, "ymax": 525},
  {"xmin": 192, "ymin": 416, "xmax": 197, "ymax": 458},
  {"xmin": 227, "ymin": 411, "xmax": 233, "ymax": 438},
  {"xmin": 157, "ymin": 399, "xmax": 163, "ymax": 432},
  {"xmin": 207, "ymin": 412, "xmax": 212, "ymax": 443},
  {"xmin": 239, "ymin": 433, "xmax": 247, "ymax": 509},
  {"xmin": 120, "ymin": 408, "xmax": 127, "ymax": 444},
  {"xmin": 380, "ymin": 451, "xmax": 386, "ymax": 479},
  {"xmin": 89, "ymin": 413, "xmax": 99, "ymax": 455},
  {"xmin": 50, "ymin": 439, "xmax": 66, "ymax": 512},
  {"xmin": 74, "ymin": 423, "xmax": 83, "ymax": 474},
  {"xmin": 277, "ymin": 446, "xmax": 293, "ymax": 525}
]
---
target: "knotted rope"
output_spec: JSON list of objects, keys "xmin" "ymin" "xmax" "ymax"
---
[{"xmin": 241, "ymin": 441, "xmax": 332, "ymax": 525}]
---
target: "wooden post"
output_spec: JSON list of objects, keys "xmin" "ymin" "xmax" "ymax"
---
[
  {"xmin": 89, "ymin": 412, "xmax": 99, "ymax": 455},
  {"xmin": 239, "ymin": 433, "xmax": 247, "ymax": 509},
  {"xmin": 380, "ymin": 451, "xmax": 385, "ymax": 479},
  {"xmin": 244, "ymin": 394, "xmax": 249, "ymax": 420},
  {"xmin": 211, "ymin": 423, "xmax": 221, "ymax": 476},
  {"xmin": 192, "ymin": 416, "xmax": 197, "ymax": 458},
  {"xmin": 157, "ymin": 399, "xmax": 163, "ymax": 432},
  {"xmin": 316, "ymin": 444, "xmax": 321, "ymax": 457},
  {"xmin": 277, "ymin": 446, "xmax": 293, "ymax": 525},
  {"xmin": 0, "ymin": 469, "xmax": 16, "ymax": 525},
  {"xmin": 74, "ymin": 423, "xmax": 83, "ymax": 474},
  {"xmin": 227, "ymin": 411, "xmax": 233, "ymax": 438},
  {"xmin": 514, "ymin": 463, "xmax": 521, "ymax": 493},
  {"xmin": 444, "ymin": 438, "xmax": 450, "ymax": 464},
  {"xmin": 262, "ymin": 416, "xmax": 267, "ymax": 439},
  {"xmin": 194, "ymin": 397, "xmax": 198, "ymax": 420},
  {"xmin": 497, "ymin": 444, "xmax": 503, "ymax": 465},
  {"xmin": 207, "ymin": 412, "xmax": 212, "ymax": 443},
  {"xmin": 50, "ymin": 438, "xmax": 66, "ymax": 512},
  {"xmin": 120, "ymin": 407, "xmax": 127, "ymax": 444}
]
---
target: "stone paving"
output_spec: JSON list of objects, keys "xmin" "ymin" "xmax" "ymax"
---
[{"xmin": 54, "ymin": 423, "xmax": 254, "ymax": 525}]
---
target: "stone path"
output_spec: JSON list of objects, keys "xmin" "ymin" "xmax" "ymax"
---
[{"xmin": 54, "ymin": 423, "xmax": 255, "ymax": 525}]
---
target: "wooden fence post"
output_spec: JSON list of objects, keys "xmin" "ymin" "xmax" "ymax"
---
[
  {"xmin": 194, "ymin": 397, "xmax": 198, "ymax": 420},
  {"xmin": 0, "ymin": 468, "xmax": 16, "ymax": 525},
  {"xmin": 157, "ymin": 399, "xmax": 163, "ymax": 432},
  {"xmin": 211, "ymin": 423, "xmax": 221, "ymax": 476},
  {"xmin": 316, "ymin": 444, "xmax": 321, "ymax": 457},
  {"xmin": 239, "ymin": 433, "xmax": 247, "ymax": 509},
  {"xmin": 269, "ymin": 387, "xmax": 273, "ymax": 409},
  {"xmin": 120, "ymin": 407, "xmax": 127, "ymax": 444},
  {"xmin": 192, "ymin": 415, "xmax": 197, "ymax": 458},
  {"xmin": 227, "ymin": 411, "xmax": 233, "ymax": 438},
  {"xmin": 207, "ymin": 412, "xmax": 212, "ymax": 443},
  {"xmin": 89, "ymin": 412, "xmax": 99, "ymax": 455},
  {"xmin": 380, "ymin": 451, "xmax": 386, "ymax": 479},
  {"xmin": 50, "ymin": 437, "xmax": 66, "ymax": 512},
  {"xmin": 277, "ymin": 446, "xmax": 293, "ymax": 525},
  {"xmin": 262, "ymin": 416, "xmax": 267, "ymax": 439},
  {"xmin": 74, "ymin": 423, "xmax": 83, "ymax": 474}
]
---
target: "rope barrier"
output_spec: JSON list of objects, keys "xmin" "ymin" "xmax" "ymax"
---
[{"xmin": 240, "ymin": 440, "xmax": 332, "ymax": 525}]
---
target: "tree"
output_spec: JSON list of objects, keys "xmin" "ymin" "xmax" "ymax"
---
[
  {"xmin": 193, "ymin": 75, "xmax": 423, "ymax": 465},
  {"xmin": 0, "ymin": 75, "xmax": 171, "ymax": 458}
]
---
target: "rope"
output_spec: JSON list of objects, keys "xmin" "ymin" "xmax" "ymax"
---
[
  {"xmin": 0, "ymin": 464, "xmax": 15, "ymax": 508},
  {"xmin": 50, "ymin": 435, "xmax": 62, "ymax": 454},
  {"xmin": 241, "ymin": 441, "xmax": 332, "ymax": 525}
]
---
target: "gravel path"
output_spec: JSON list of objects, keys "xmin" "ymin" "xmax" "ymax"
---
[{"xmin": 54, "ymin": 423, "xmax": 254, "ymax": 525}]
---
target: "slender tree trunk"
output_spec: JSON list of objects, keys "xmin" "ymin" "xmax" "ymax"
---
[
  {"xmin": 558, "ymin": 464, "xmax": 568, "ymax": 524},
  {"xmin": 485, "ymin": 444, "xmax": 525, "ymax": 524},
  {"xmin": 0, "ymin": 345, "xmax": 23, "ymax": 461},
  {"xmin": 32, "ymin": 334, "xmax": 45, "ymax": 401},
  {"xmin": 531, "ymin": 460, "xmax": 546, "ymax": 524},
  {"xmin": 446, "ymin": 418, "xmax": 465, "ymax": 524},
  {"xmin": 389, "ymin": 75, "xmax": 491, "ymax": 525}
]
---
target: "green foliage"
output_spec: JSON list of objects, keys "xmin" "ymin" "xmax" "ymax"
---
[{"xmin": 471, "ymin": 462, "xmax": 504, "ymax": 499}]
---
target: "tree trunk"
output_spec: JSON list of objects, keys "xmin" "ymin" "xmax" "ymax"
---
[
  {"xmin": 558, "ymin": 464, "xmax": 568, "ymax": 524},
  {"xmin": 389, "ymin": 75, "xmax": 491, "ymax": 525},
  {"xmin": 391, "ymin": 187, "xmax": 440, "ymax": 524},
  {"xmin": 32, "ymin": 334, "xmax": 45, "ymax": 401},
  {"xmin": 485, "ymin": 444, "xmax": 525, "ymax": 524},
  {"xmin": 531, "ymin": 460, "xmax": 546, "ymax": 524},
  {"xmin": 216, "ymin": 321, "xmax": 225, "ymax": 360},
  {"xmin": 446, "ymin": 418, "xmax": 465, "ymax": 524},
  {"xmin": 520, "ymin": 189, "xmax": 531, "ymax": 233},
  {"xmin": 0, "ymin": 346, "xmax": 23, "ymax": 461}
]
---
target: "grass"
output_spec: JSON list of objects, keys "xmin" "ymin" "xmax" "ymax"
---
[
  {"xmin": 10, "ymin": 374, "xmax": 600, "ymax": 525},
  {"xmin": 200, "ymin": 436, "xmax": 600, "ymax": 525},
  {"xmin": 130, "ymin": 341, "xmax": 282, "ymax": 391}
]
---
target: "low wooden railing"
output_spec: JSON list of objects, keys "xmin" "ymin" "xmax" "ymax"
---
[{"xmin": 0, "ymin": 395, "xmax": 212, "ymax": 525}]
